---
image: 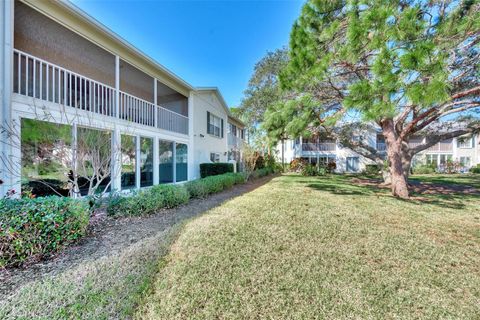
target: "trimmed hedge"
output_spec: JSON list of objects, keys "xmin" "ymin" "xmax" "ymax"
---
[
  {"xmin": 413, "ymin": 164, "xmax": 436, "ymax": 174},
  {"xmin": 185, "ymin": 172, "xmax": 246, "ymax": 199},
  {"xmin": 107, "ymin": 184, "xmax": 190, "ymax": 217},
  {"xmin": 0, "ymin": 196, "xmax": 89, "ymax": 268},
  {"xmin": 470, "ymin": 165, "xmax": 480, "ymax": 174},
  {"xmin": 200, "ymin": 163, "xmax": 234, "ymax": 178}
]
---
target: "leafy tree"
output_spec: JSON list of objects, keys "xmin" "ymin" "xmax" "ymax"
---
[
  {"xmin": 280, "ymin": 0, "xmax": 480, "ymax": 198},
  {"xmin": 237, "ymin": 48, "xmax": 290, "ymax": 148}
]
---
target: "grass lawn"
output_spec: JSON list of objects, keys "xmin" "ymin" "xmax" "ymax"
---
[
  {"xmin": 137, "ymin": 174, "xmax": 480, "ymax": 319},
  {"xmin": 410, "ymin": 173, "xmax": 480, "ymax": 189}
]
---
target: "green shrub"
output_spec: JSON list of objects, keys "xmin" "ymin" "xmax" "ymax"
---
[
  {"xmin": 255, "ymin": 155, "xmax": 265, "ymax": 170},
  {"xmin": 301, "ymin": 165, "xmax": 326, "ymax": 177},
  {"xmin": 470, "ymin": 165, "xmax": 480, "ymax": 174},
  {"xmin": 107, "ymin": 184, "xmax": 189, "ymax": 217},
  {"xmin": 364, "ymin": 164, "xmax": 381, "ymax": 175},
  {"xmin": 184, "ymin": 179, "xmax": 210, "ymax": 198},
  {"xmin": 200, "ymin": 163, "xmax": 234, "ymax": 178},
  {"xmin": 185, "ymin": 172, "xmax": 246, "ymax": 199},
  {"xmin": 252, "ymin": 167, "xmax": 274, "ymax": 178},
  {"xmin": 413, "ymin": 164, "xmax": 436, "ymax": 174},
  {"xmin": 0, "ymin": 196, "xmax": 89, "ymax": 267}
]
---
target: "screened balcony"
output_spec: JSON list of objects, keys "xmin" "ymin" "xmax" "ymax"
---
[{"xmin": 12, "ymin": 1, "xmax": 188, "ymax": 135}]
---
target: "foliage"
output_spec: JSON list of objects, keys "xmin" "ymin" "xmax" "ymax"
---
[
  {"xmin": 251, "ymin": 167, "xmax": 274, "ymax": 179},
  {"xmin": 412, "ymin": 164, "xmax": 436, "ymax": 175},
  {"xmin": 290, "ymin": 158, "xmax": 308, "ymax": 173},
  {"xmin": 242, "ymin": 144, "xmax": 261, "ymax": 180},
  {"xmin": 107, "ymin": 185, "xmax": 189, "ymax": 217},
  {"xmin": 275, "ymin": 0, "xmax": 480, "ymax": 198},
  {"xmin": 200, "ymin": 163, "xmax": 234, "ymax": 178},
  {"xmin": 326, "ymin": 162, "xmax": 337, "ymax": 173},
  {"xmin": 255, "ymin": 155, "xmax": 265, "ymax": 170},
  {"xmin": 301, "ymin": 164, "xmax": 326, "ymax": 177},
  {"xmin": 236, "ymin": 48, "xmax": 290, "ymax": 148},
  {"xmin": 364, "ymin": 164, "xmax": 381, "ymax": 176},
  {"xmin": 0, "ymin": 196, "xmax": 89, "ymax": 267},
  {"xmin": 470, "ymin": 165, "xmax": 480, "ymax": 174}
]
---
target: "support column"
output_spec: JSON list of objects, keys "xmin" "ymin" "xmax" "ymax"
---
[
  {"xmin": 115, "ymin": 56, "xmax": 120, "ymax": 118},
  {"xmin": 173, "ymin": 141, "xmax": 177, "ymax": 183},
  {"xmin": 0, "ymin": 0, "xmax": 14, "ymax": 197},
  {"xmin": 153, "ymin": 79, "xmax": 159, "ymax": 185},
  {"xmin": 71, "ymin": 123, "xmax": 78, "ymax": 197},
  {"xmin": 187, "ymin": 91, "xmax": 195, "ymax": 180},
  {"xmin": 135, "ymin": 135, "xmax": 141, "ymax": 189},
  {"xmin": 153, "ymin": 137, "xmax": 159, "ymax": 185},
  {"xmin": 111, "ymin": 127, "xmax": 121, "ymax": 192}
]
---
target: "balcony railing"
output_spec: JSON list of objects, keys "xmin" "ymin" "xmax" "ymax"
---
[
  {"xmin": 157, "ymin": 106, "xmax": 189, "ymax": 135},
  {"xmin": 302, "ymin": 142, "xmax": 336, "ymax": 152},
  {"xmin": 427, "ymin": 140, "xmax": 453, "ymax": 152},
  {"xmin": 228, "ymin": 133, "xmax": 243, "ymax": 148},
  {"xmin": 13, "ymin": 49, "xmax": 188, "ymax": 135}
]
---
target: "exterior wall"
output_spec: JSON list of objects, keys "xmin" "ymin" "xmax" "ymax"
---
[
  {"xmin": 277, "ymin": 129, "xmax": 378, "ymax": 173},
  {"xmin": 415, "ymin": 134, "xmax": 480, "ymax": 168},
  {"xmin": 1, "ymin": 0, "xmax": 200, "ymax": 196},
  {"xmin": 191, "ymin": 91, "xmax": 228, "ymax": 179},
  {"xmin": 0, "ymin": 0, "xmax": 14, "ymax": 196}
]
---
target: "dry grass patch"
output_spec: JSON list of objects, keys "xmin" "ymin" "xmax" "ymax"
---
[{"xmin": 137, "ymin": 174, "xmax": 480, "ymax": 319}]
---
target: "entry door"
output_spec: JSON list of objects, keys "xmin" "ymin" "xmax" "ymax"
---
[{"xmin": 346, "ymin": 157, "xmax": 359, "ymax": 172}]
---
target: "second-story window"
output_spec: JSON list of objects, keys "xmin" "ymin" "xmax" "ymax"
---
[
  {"xmin": 457, "ymin": 137, "xmax": 474, "ymax": 148},
  {"xmin": 207, "ymin": 112, "xmax": 223, "ymax": 138}
]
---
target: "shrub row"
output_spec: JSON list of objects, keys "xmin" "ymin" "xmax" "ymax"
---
[
  {"xmin": 200, "ymin": 163, "xmax": 234, "ymax": 178},
  {"xmin": 107, "ymin": 184, "xmax": 190, "ymax": 217},
  {"xmin": 185, "ymin": 172, "xmax": 246, "ymax": 199},
  {"xmin": 470, "ymin": 164, "xmax": 480, "ymax": 174},
  {"xmin": 251, "ymin": 167, "xmax": 275, "ymax": 178},
  {"xmin": 0, "ymin": 196, "xmax": 90, "ymax": 268},
  {"xmin": 107, "ymin": 172, "xmax": 250, "ymax": 216}
]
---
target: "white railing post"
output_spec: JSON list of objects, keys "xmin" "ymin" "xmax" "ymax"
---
[
  {"xmin": 154, "ymin": 78, "xmax": 158, "ymax": 128},
  {"xmin": 115, "ymin": 56, "xmax": 120, "ymax": 118},
  {"xmin": 187, "ymin": 92, "xmax": 194, "ymax": 180}
]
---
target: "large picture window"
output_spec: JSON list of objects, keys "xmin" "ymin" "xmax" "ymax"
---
[
  {"xmin": 21, "ymin": 118, "xmax": 72, "ymax": 197},
  {"xmin": 140, "ymin": 137, "xmax": 153, "ymax": 187},
  {"xmin": 121, "ymin": 135, "xmax": 136, "ymax": 189},
  {"xmin": 159, "ymin": 140, "xmax": 174, "ymax": 184},
  {"xmin": 76, "ymin": 127, "xmax": 112, "ymax": 196},
  {"xmin": 176, "ymin": 143, "xmax": 188, "ymax": 182}
]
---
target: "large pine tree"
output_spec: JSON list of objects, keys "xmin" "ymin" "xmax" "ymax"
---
[{"xmin": 280, "ymin": 0, "xmax": 480, "ymax": 198}]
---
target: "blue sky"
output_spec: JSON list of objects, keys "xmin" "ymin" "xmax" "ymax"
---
[{"xmin": 71, "ymin": 0, "xmax": 304, "ymax": 107}]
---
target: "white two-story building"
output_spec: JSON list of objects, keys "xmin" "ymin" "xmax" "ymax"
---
[
  {"xmin": 277, "ymin": 128, "xmax": 480, "ymax": 173},
  {"xmin": 0, "ymin": 0, "xmax": 245, "ymax": 197}
]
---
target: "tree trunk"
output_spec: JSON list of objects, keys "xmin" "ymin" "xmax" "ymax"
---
[
  {"xmin": 381, "ymin": 120, "xmax": 410, "ymax": 199},
  {"xmin": 402, "ymin": 153, "xmax": 413, "ymax": 179}
]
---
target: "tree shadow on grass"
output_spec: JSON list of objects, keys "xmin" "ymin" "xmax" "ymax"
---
[{"xmin": 288, "ymin": 174, "xmax": 473, "ymax": 210}]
